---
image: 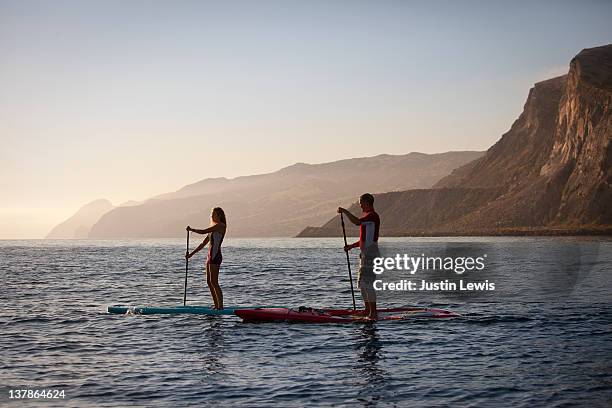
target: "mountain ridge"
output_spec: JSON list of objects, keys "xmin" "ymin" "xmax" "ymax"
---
[{"xmin": 83, "ymin": 151, "xmax": 482, "ymax": 238}]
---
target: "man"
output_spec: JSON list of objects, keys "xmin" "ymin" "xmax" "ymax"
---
[{"xmin": 337, "ymin": 193, "xmax": 380, "ymax": 319}]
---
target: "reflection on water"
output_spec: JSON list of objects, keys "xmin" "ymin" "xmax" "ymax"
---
[
  {"xmin": 354, "ymin": 324, "xmax": 386, "ymax": 406},
  {"xmin": 199, "ymin": 318, "xmax": 226, "ymax": 378}
]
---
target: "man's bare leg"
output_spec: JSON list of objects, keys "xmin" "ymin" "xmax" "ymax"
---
[
  {"xmin": 360, "ymin": 286, "xmax": 377, "ymax": 319},
  {"xmin": 359, "ymin": 286, "xmax": 370, "ymax": 316},
  {"xmin": 367, "ymin": 301, "xmax": 377, "ymax": 320}
]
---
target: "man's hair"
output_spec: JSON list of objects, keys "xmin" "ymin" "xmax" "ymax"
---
[{"xmin": 360, "ymin": 193, "xmax": 374, "ymax": 206}]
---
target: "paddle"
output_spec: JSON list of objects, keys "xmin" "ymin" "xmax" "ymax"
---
[
  {"xmin": 340, "ymin": 213, "xmax": 357, "ymax": 310},
  {"xmin": 183, "ymin": 229, "xmax": 190, "ymax": 306}
]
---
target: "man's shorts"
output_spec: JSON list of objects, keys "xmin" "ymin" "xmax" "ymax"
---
[{"xmin": 358, "ymin": 244, "xmax": 380, "ymax": 301}]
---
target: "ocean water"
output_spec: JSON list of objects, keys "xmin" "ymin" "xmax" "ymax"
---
[{"xmin": 1, "ymin": 237, "xmax": 611, "ymax": 407}]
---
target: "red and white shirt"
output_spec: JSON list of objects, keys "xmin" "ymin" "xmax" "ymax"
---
[{"xmin": 359, "ymin": 210, "xmax": 380, "ymax": 251}]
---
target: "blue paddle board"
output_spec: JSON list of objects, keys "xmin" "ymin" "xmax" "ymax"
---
[{"xmin": 106, "ymin": 305, "xmax": 282, "ymax": 315}]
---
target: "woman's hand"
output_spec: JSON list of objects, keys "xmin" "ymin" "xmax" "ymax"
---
[
  {"xmin": 186, "ymin": 226, "xmax": 192, "ymax": 232},
  {"xmin": 185, "ymin": 250, "xmax": 192, "ymax": 259}
]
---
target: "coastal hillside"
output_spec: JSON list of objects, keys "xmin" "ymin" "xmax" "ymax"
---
[
  {"xmin": 46, "ymin": 199, "xmax": 115, "ymax": 239},
  {"xmin": 82, "ymin": 151, "xmax": 482, "ymax": 238},
  {"xmin": 299, "ymin": 44, "xmax": 612, "ymax": 237}
]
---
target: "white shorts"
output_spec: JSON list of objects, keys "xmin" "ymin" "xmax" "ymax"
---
[{"xmin": 358, "ymin": 244, "xmax": 380, "ymax": 301}]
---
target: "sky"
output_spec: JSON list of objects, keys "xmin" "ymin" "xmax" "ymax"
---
[{"xmin": 1, "ymin": 0, "xmax": 611, "ymax": 238}]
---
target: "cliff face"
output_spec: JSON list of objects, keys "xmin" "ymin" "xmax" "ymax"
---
[
  {"xmin": 436, "ymin": 76, "xmax": 566, "ymax": 192},
  {"xmin": 541, "ymin": 46, "xmax": 612, "ymax": 225},
  {"xmin": 445, "ymin": 44, "xmax": 612, "ymax": 229},
  {"xmin": 299, "ymin": 44, "xmax": 612, "ymax": 237}
]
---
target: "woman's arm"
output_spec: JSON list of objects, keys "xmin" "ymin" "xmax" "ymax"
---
[
  {"xmin": 186, "ymin": 224, "xmax": 224, "ymax": 235},
  {"xmin": 186, "ymin": 235, "xmax": 210, "ymax": 259}
]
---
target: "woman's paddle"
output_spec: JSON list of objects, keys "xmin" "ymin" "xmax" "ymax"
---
[
  {"xmin": 183, "ymin": 229, "xmax": 190, "ymax": 306},
  {"xmin": 340, "ymin": 213, "xmax": 357, "ymax": 311}
]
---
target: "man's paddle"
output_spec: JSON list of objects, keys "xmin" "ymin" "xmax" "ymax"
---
[
  {"xmin": 340, "ymin": 213, "xmax": 357, "ymax": 311},
  {"xmin": 183, "ymin": 229, "xmax": 190, "ymax": 306}
]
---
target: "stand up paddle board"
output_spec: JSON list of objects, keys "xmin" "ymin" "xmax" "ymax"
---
[
  {"xmin": 107, "ymin": 305, "xmax": 283, "ymax": 315},
  {"xmin": 235, "ymin": 306, "xmax": 461, "ymax": 323}
]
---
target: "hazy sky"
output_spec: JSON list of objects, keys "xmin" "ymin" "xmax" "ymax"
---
[{"xmin": 1, "ymin": 0, "xmax": 611, "ymax": 238}]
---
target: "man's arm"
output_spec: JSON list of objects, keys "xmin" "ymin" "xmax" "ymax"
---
[
  {"xmin": 337, "ymin": 207, "xmax": 360, "ymax": 226},
  {"xmin": 344, "ymin": 241, "xmax": 360, "ymax": 252}
]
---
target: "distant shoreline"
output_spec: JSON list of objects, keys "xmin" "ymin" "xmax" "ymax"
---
[
  {"xmin": 4, "ymin": 227, "xmax": 612, "ymax": 240},
  {"xmin": 296, "ymin": 226, "xmax": 612, "ymax": 238}
]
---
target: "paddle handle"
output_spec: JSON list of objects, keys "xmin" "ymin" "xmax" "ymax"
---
[
  {"xmin": 183, "ymin": 229, "xmax": 190, "ymax": 306},
  {"xmin": 340, "ymin": 213, "xmax": 357, "ymax": 311}
]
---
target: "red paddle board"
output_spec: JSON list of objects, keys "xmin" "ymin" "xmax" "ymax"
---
[{"xmin": 235, "ymin": 306, "xmax": 461, "ymax": 323}]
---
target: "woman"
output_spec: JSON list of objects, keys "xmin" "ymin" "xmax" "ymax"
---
[{"xmin": 186, "ymin": 207, "xmax": 227, "ymax": 310}]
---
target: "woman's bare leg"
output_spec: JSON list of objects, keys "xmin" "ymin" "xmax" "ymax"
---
[
  {"xmin": 208, "ymin": 264, "xmax": 223, "ymax": 309},
  {"xmin": 206, "ymin": 263, "xmax": 220, "ymax": 308}
]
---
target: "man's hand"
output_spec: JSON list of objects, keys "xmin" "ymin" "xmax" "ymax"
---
[
  {"xmin": 337, "ymin": 207, "xmax": 346, "ymax": 214},
  {"xmin": 185, "ymin": 250, "xmax": 192, "ymax": 259},
  {"xmin": 186, "ymin": 226, "xmax": 192, "ymax": 232},
  {"xmin": 343, "ymin": 244, "xmax": 352, "ymax": 252}
]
